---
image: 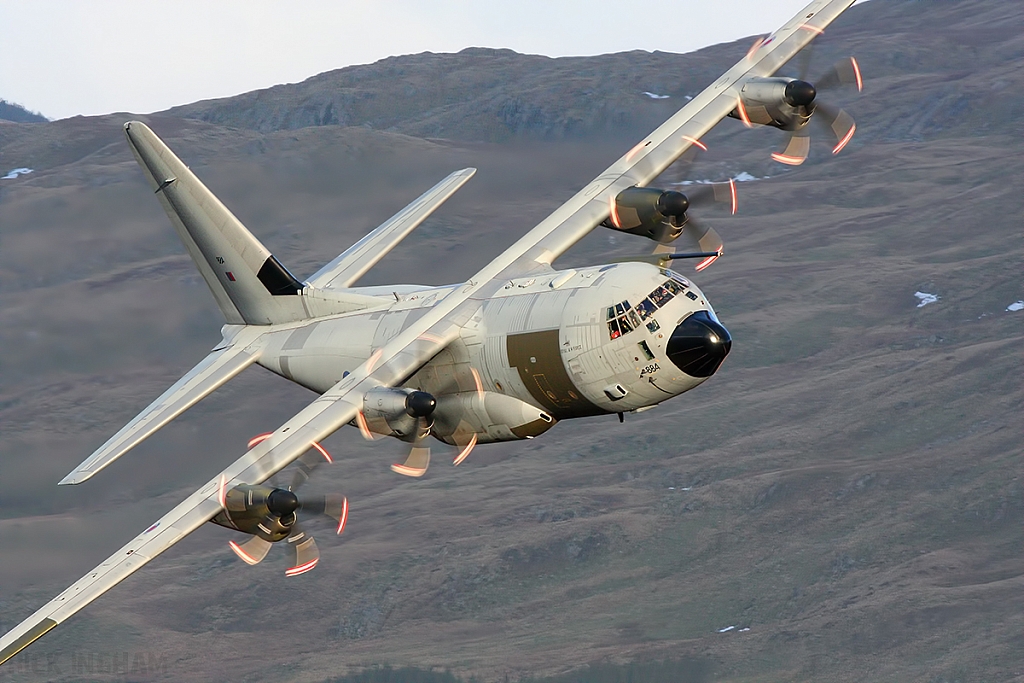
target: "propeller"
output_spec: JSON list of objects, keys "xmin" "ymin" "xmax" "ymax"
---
[
  {"xmin": 390, "ymin": 391, "xmax": 437, "ymax": 477},
  {"xmin": 225, "ymin": 438, "xmax": 348, "ymax": 576},
  {"xmin": 771, "ymin": 55, "xmax": 862, "ymax": 166},
  {"xmin": 392, "ymin": 373, "xmax": 483, "ymax": 476}
]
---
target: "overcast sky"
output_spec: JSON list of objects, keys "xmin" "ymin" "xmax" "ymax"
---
[{"xmin": 1, "ymin": 0, "xmax": 853, "ymax": 121}]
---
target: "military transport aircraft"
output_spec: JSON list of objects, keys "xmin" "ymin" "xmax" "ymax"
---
[{"xmin": 0, "ymin": 0, "xmax": 861, "ymax": 666}]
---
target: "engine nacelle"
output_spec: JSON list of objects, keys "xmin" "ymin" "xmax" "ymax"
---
[
  {"xmin": 431, "ymin": 391, "xmax": 555, "ymax": 445},
  {"xmin": 211, "ymin": 485, "xmax": 297, "ymax": 541},
  {"xmin": 728, "ymin": 77, "xmax": 816, "ymax": 131},
  {"xmin": 601, "ymin": 186, "xmax": 691, "ymax": 244},
  {"xmin": 360, "ymin": 386, "xmax": 436, "ymax": 440}
]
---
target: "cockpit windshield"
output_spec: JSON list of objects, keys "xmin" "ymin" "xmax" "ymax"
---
[{"xmin": 605, "ymin": 277, "xmax": 692, "ymax": 339}]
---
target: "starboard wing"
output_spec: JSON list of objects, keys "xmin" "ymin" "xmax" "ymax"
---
[{"xmin": 307, "ymin": 168, "xmax": 476, "ymax": 290}]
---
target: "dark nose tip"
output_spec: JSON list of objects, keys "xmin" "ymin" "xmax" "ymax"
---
[{"xmin": 666, "ymin": 311, "xmax": 732, "ymax": 378}]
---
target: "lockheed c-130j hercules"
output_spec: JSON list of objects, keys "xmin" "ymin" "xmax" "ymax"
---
[{"xmin": 0, "ymin": 0, "xmax": 864, "ymax": 666}]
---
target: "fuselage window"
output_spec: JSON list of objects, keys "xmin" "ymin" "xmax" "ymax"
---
[
  {"xmin": 663, "ymin": 279, "xmax": 684, "ymax": 296},
  {"xmin": 649, "ymin": 285, "xmax": 673, "ymax": 307},
  {"xmin": 608, "ymin": 317, "xmax": 622, "ymax": 339},
  {"xmin": 635, "ymin": 298, "xmax": 657, "ymax": 320},
  {"xmin": 606, "ymin": 300, "xmax": 637, "ymax": 339},
  {"xmin": 646, "ymin": 318, "xmax": 661, "ymax": 333},
  {"xmin": 638, "ymin": 340, "xmax": 655, "ymax": 360},
  {"xmin": 685, "ymin": 291, "xmax": 699, "ymax": 301}
]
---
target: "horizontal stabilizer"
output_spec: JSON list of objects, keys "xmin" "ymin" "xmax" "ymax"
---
[
  {"xmin": 307, "ymin": 168, "xmax": 476, "ymax": 290},
  {"xmin": 59, "ymin": 337, "xmax": 262, "ymax": 485}
]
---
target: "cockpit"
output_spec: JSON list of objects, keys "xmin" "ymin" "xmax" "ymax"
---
[{"xmin": 605, "ymin": 271, "xmax": 694, "ymax": 340}]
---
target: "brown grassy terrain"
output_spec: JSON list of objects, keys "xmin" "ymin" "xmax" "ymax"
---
[{"xmin": 0, "ymin": 0, "xmax": 1021, "ymax": 681}]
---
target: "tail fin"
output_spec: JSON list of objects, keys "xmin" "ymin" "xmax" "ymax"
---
[{"xmin": 124, "ymin": 121, "xmax": 306, "ymax": 325}]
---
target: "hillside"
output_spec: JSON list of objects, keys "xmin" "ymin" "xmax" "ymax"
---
[
  {"xmin": 0, "ymin": 0, "xmax": 1021, "ymax": 682},
  {"xmin": 0, "ymin": 100, "xmax": 47, "ymax": 124},
  {"xmin": 166, "ymin": 0, "xmax": 1024, "ymax": 144}
]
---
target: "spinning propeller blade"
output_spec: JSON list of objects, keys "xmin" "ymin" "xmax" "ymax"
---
[
  {"xmin": 769, "ymin": 53, "xmax": 862, "ymax": 164},
  {"xmin": 229, "ymin": 537, "xmax": 272, "ymax": 566},
  {"xmin": 284, "ymin": 525, "xmax": 319, "ymax": 577},
  {"xmin": 391, "ymin": 445, "xmax": 430, "ymax": 477}
]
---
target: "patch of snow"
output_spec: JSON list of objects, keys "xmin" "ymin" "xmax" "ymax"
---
[
  {"xmin": 673, "ymin": 172, "xmax": 767, "ymax": 186},
  {"xmin": 717, "ymin": 625, "xmax": 735, "ymax": 633},
  {"xmin": 914, "ymin": 291, "xmax": 939, "ymax": 308},
  {"xmin": 2, "ymin": 167, "xmax": 32, "ymax": 180},
  {"xmin": 684, "ymin": 95, "xmax": 693, "ymax": 100},
  {"xmin": 642, "ymin": 91, "xmax": 670, "ymax": 99},
  {"xmin": 668, "ymin": 487, "xmax": 675, "ymax": 490},
  {"xmin": 739, "ymin": 627, "xmax": 751, "ymax": 632},
  {"xmin": 680, "ymin": 487, "xmax": 692, "ymax": 491},
  {"xmin": 1007, "ymin": 301, "xmax": 1024, "ymax": 312}
]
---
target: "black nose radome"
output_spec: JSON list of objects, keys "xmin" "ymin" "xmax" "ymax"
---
[
  {"xmin": 666, "ymin": 311, "xmax": 732, "ymax": 378},
  {"xmin": 784, "ymin": 80, "xmax": 817, "ymax": 107},
  {"xmin": 267, "ymin": 489, "xmax": 300, "ymax": 516},
  {"xmin": 405, "ymin": 391, "xmax": 437, "ymax": 418}
]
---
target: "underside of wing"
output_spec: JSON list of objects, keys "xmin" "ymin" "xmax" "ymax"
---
[{"xmin": 307, "ymin": 168, "xmax": 476, "ymax": 290}]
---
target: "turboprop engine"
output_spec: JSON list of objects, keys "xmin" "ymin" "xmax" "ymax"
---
[
  {"xmin": 728, "ymin": 56, "xmax": 862, "ymax": 165},
  {"xmin": 728, "ymin": 77, "xmax": 815, "ymax": 130},
  {"xmin": 211, "ymin": 483, "xmax": 348, "ymax": 576},
  {"xmin": 601, "ymin": 186, "xmax": 728, "ymax": 254},
  {"xmin": 360, "ymin": 386, "xmax": 437, "ymax": 440}
]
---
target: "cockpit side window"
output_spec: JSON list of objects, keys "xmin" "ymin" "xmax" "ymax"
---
[
  {"xmin": 663, "ymin": 279, "xmax": 684, "ymax": 295},
  {"xmin": 649, "ymin": 285, "xmax": 672, "ymax": 307},
  {"xmin": 606, "ymin": 300, "xmax": 636, "ymax": 339},
  {"xmin": 608, "ymin": 317, "xmax": 621, "ymax": 339},
  {"xmin": 635, "ymin": 298, "xmax": 657, "ymax": 320}
]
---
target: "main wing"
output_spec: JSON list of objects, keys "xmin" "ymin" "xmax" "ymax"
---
[{"xmin": 0, "ymin": 312, "xmax": 465, "ymax": 666}]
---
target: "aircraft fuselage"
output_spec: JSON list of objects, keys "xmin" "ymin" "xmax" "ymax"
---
[{"xmin": 256, "ymin": 261, "xmax": 731, "ymax": 444}]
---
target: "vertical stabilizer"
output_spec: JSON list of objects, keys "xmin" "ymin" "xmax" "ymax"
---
[{"xmin": 124, "ymin": 121, "xmax": 306, "ymax": 325}]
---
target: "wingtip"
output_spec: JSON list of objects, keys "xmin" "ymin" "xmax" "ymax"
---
[{"xmin": 58, "ymin": 468, "xmax": 93, "ymax": 485}]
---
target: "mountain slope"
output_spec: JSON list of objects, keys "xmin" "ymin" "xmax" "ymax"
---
[
  {"xmin": 166, "ymin": 0, "xmax": 1024, "ymax": 144},
  {"xmin": 0, "ymin": 99, "xmax": 47, "ymax": 123}
]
